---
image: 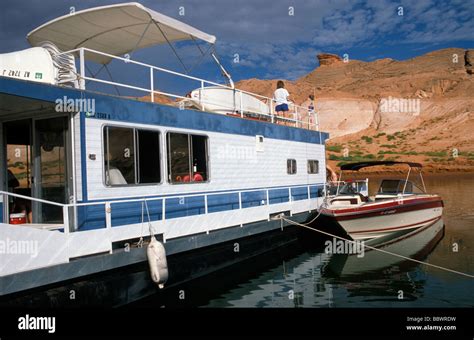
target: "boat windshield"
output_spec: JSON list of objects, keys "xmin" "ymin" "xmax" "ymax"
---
[
  {"xmin": 377, "ymin": 179, "xmax": 425, "ymax": 195},
  {"xmin": 327, "ymin": 181, "xmax": 366, "ymax": 196}
]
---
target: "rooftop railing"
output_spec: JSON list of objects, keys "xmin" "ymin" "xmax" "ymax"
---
[{"xmin": 57, "ymin": 47, "xmax": 320, "ymax": 131}]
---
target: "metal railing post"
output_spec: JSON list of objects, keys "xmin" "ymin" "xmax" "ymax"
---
[
  {"xmin": 162, "ymin": 198, "xmax": 166, "ymax": 221},
  {"xmin": 295, "ymin": 106, "xmax": 299, "ymax": 127},
  {"xmin": 238, "ymin": 192, "xmax": 242, "ymax": 210},
  {"xmin": 239, "ymin": 91, "xmax": 244, "ymax": 117},
  {"xmin": 105, "ymin": 202, "xmax": 112, "ymax": 229},
  {"xmin": 3, "ymin": 193, "xmax": 8, "ymax": 223},
  {"xmin": 270, "ymin": 99, "xmax": 275, "ymax": 123},
  {"xmin": 79, "ymin": 48, "xmax": 86, "ymax": 90},
  {"xmin": 200, "ymin": 81, "xmax": 204, "ymax": 111},
  {"xmin": 150, "ymin": 67, "xmax": 154, "ymax": 102},
  {"xmin": 62, "ymin": 206, "xmax": 70, "ymax": 235}
]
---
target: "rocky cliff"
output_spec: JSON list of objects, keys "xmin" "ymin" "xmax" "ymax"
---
[{"xmin": 236, "ymin": 48, "xmax": 474, "ymax": 172}]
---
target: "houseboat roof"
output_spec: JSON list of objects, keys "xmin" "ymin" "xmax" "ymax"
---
[{"xmin": 26, "ymin": 2, "xmax": 216, "ymax": 64}]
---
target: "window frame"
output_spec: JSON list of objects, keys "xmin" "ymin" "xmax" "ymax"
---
[
  {"xmin": 307, "ymin": 160, "xmax": 319, "ymax": 174},
  {"xmin": 102, "ymin": 124, "xmax": 163, "ymax": 187},
  {"xmin": 165, "ymin": 130, "xmax": 210, "ymax": 185},
  {"xmin": 287, "ymin": 159, "xmax": 297, "ymax": 175}
]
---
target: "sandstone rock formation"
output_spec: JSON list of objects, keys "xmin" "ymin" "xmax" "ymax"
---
[
  {"xmin": 317, "ymin": 53, "xmax": 343, "ymax": 66},
  {"xmin": 465, "ymin": 50, "xmax": 473, "ymax": 75},
  {"xmin": 235, "ymin": 48, "xmax": 474, "ymax": 172}
]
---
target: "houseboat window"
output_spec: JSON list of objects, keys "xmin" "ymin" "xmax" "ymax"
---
[
  {"xmin": 137, "ymin": 130, "xmax": 161, "ymax": 184},
  {"xmin": 103, "ymin": 126, "xmax": 160, "ymax": 186},
  {"xmin": 167, "ymin": 132, "xmax": 208, "ymax": 183},
  {"xmin": 287, "ymin": 159, "xmax": 297, "ymax": 175},
  {"xmin": 307, "ymin": 160, "xmax": 319, "ymax": 174}
]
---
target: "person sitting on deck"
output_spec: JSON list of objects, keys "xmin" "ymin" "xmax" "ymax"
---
[{"xmin": 273, "ymin": 80, "xmax": 290, "ymax": 125}]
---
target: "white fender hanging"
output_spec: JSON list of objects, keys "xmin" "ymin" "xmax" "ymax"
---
[{"xmin": 147, "ymin": 236, "xmax": 169, "ymax": 288}]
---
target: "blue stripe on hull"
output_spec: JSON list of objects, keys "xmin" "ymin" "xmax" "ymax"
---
[
  {"xmin": 112, "ymin": 200, "xmax": 163, "ymax": 227},
  {"xmin": 291, "ymin": 187, "xmax": 309, "ymax": 201}
]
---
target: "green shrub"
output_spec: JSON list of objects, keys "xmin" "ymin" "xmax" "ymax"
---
[
  {"xmin": 425, "ymin": 151, "xmax": 447, "ymax": 157},
  {"xmin": 326, "ymin": 145, "xmax": 342, "ymax": 153}
]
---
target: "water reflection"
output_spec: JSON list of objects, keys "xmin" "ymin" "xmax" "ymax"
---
[
  {"xmin": 130, "ymin": 175, "xmax": 474, "ymax": 307},
  {"xmin": 204, "ymin": 219, "xmax": 448, "ymax": 307}
]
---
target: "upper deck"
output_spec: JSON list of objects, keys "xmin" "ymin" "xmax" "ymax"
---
[{"xmin": 1, "ymin": 2, "xmax": 321, "ymax": 131}]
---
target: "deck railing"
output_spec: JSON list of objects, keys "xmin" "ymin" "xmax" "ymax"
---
[
  {"xmin": 1, "ymin": 184, "xmax": 323, "ymax": 234},
  {"xmin": 56, "ymin": 47, "xmax": 320, "ymax": 130}
]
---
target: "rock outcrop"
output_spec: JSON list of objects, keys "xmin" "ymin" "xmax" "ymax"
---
[
  {"xmin": 317, "ymin": 53, "xmax": 343, "ymax": 66},
  {"xmin": 465, "ymin": 50, "xmax": 473, "ymax": 75}
]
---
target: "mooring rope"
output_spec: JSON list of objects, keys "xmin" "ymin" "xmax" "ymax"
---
[{"xmin": 280, "ymin": 215, "xmax": 474, "ymax": 279}]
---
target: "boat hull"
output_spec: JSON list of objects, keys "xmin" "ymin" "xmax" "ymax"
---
[
  {"xmin": 321, "ymin": 196, "xmax": 443, "ymax": 240},
  {"xmin": 325, "ymin": 217, "xmax": 444, "ymax": 277}
]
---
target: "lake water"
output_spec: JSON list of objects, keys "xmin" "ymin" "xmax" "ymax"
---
[{"xmin": 136, "ymin": 173, "xmax": 474, "ymax": 308}]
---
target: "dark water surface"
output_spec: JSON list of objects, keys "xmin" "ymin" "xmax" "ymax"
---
[{"xmin": 136, "ymin": 174, "xmax": 474, "ymax": 308}]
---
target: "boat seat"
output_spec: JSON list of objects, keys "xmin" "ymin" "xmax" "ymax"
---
[{"xmin": 106, "ymin": 168, "xmax": 127, "ymax": 185}]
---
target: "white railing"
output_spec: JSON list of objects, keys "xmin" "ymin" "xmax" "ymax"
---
[
  {"xmin": 57, "ymin": 47, "xmax": 320, "ymax": 131},
  {"xmin": 1, "ymin": 184, "xmax": 323, "ymax": 233}
]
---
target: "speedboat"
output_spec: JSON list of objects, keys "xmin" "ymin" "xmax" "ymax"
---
[{"xmin": 320, "ymin": 161, "xmax": 443, "ymax": 241}]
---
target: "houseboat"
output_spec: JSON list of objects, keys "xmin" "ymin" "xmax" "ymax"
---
[{"xmin": 0, "ymin": 3, "xmax": 328, "ymax": 304}]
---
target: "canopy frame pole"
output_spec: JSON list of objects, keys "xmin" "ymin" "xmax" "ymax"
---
[
  {"xmin": 85, "ymin": 64, "xmax": 106, "ymax": 82},
  {"xmin": 188, "ymin": 42, "xmax": 214, "ymax": 73},
  {"xmin": 128, "ymin": 20, "xmax": 153, "ymax": 60},
  {"xmin": 191, "ymin": 35, "xmax": 206, "ymax": 56},
  {"xmin": 153, "ymin": 21, "xmax": 189, "ymax": 74},
  {"xmin": 419, "ymin": 169, "xmax": 427, "ymax": 193},
  {"xmin": 402, "ymin": 166, "xmax": 411, "ymax": 195},
  {"xmin": 104, "ymin": 64, "xmax": 121, "ymax": 96},
  {"xmin": 84, "ymin": 60, "xmax": 120, "ymax": 96}
]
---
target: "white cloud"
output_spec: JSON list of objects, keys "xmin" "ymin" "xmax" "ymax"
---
[{"xmin": 1, "ymin": 0, "xmax": 472, "ymax": 81}]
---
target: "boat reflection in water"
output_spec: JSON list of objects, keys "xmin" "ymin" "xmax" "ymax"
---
[
  {"xmin": 201, "ymin": 218, "xmax": 445, "ymax": 307},
  {"xmin": 323, "ymin": 218, "xmax": 445, "ymax": 278}
]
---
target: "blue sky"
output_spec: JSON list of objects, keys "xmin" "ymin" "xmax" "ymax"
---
[{"xmin": 1, "ymin": 0, "xmax": 473, "ymax": 94}]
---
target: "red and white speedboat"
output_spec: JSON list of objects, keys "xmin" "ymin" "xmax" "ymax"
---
[{"xmin": 320, "ymin": 161, "xmax": 443, "ymax": 241}]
